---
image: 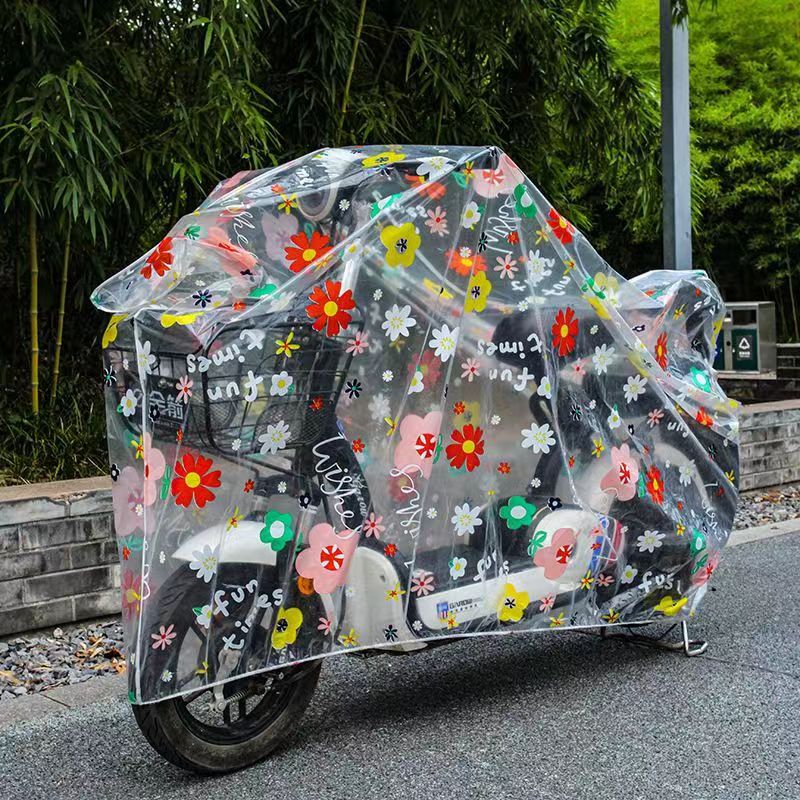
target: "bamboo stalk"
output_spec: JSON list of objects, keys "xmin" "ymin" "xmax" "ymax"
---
[
  {"xmin": 335, "ymin": 0, "xmax": 367, "ymax": 146},
  {"xmin": 50, "ymin": 221, "xmax": 72, "ymax": 404},
  {"xmin": 29, "ymin": 201, "xmax": 39, "ymax": 415}
]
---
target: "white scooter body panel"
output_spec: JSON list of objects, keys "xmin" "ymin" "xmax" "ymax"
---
[{"xmin": 172, "ymin": 521, "xmax": 278, "ymax": 568}]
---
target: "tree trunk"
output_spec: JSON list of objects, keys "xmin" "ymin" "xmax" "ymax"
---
[
  {"xmin": 50, "ymin": 222, "xmax": 72, "ymax": 404},
  {"xmin": 29, "ymin": 201, "xmax": 40, "ymax": 414}
]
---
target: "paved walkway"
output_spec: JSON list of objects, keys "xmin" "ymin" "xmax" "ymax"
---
[{"xmin": 1, "ymin": 529, "xmax": 798, "ymax": 800}]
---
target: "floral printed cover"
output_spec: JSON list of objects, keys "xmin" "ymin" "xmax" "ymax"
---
[{"xmin": 93, "ymin": 145, "xmax": 739, "ymax": 703}]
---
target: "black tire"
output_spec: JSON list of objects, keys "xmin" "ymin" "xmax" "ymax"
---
[{"xmin": 132, "ymin": 661, "xmax": 321, "ymax": 775}]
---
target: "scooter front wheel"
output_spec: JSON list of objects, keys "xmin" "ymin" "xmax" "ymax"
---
[{"xmin": 132, "ymin": 661, "xmax": 321, "ymax": 774}]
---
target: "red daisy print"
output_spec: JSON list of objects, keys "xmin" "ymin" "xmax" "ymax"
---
[
  {"xmin": 552, "ymin": 307, "xmax": 579, "ymax": 356},
  {"xmin": 403, "ymin": 173, "xmax": 447, "ymax": 199},
  {"xmin": 547, "ymin": 209, "xmax": 575, "ymax": 244},
  {"xmin": 445, "ymin": 424, "xmax": 484, "ymax": 472},
  {"xmin": 453, "ymin": 401, "xmax": 466, "ymax": 415},
  {"xmin": 171, "ymin": 453, "xmax": 221, "ymax": 508},
  {"xmin": 507, "ymin": 231, "xmax": 520, "ymax": 245},
  {"xmin": 284, "ymin": 231, "xmax": 332, "ymax": 274},
  {"xmin": 243, "ymin": 479, "xmax": 255, "ymax": 493},
  {"xmin": 140, "ymin": 237, "xmax": 173, "ymax": 279},
  {"xmin": 655, "ymin": 332, "xmax": 668, "ymax": 369},
  {"xmin": 306, "ymin": 280, "xmax": 355, "ymax": 337},
  {"xmin": 645, "ymin": 465, "xmax": 665, "ymax": 505},
  {"xmin": 696, "ymin": 407, "xmax": 713, "ymax": 427},
  {"xmin": 309, "ymin": 397, "xmax": 324, "ymax": 411},
  {"xmin": 497, "ymin": 462, "xmax": 511, "ymax": 474},
  {"xmin": 384, "ymin": 543, "xmax": 398, "ymax": 558},
  {"xmin": 352, "ymin": 438, "xmax": 365, "ymax": 454}
]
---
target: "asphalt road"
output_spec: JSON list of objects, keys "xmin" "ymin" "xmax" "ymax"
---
[{"xmin": 1, "ymin": 533, "xmax": 799, "ymax": 800}]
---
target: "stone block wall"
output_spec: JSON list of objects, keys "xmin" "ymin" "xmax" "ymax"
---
[
  {"xmin": 739, "ymin": 399, "xmax": 800, "ymax": 491},
  {"xmin": 0, "ymin": 478, "xmax": 117, "ymax": 636}
]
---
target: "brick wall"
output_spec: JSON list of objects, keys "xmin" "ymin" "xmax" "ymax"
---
[
  {"xmin": 0, "ymin": 478, "xmax": 117, "ymax": 636},
  {"xmin": 0, "ymin": 402, "xmax": 798, "ymax": 635}
]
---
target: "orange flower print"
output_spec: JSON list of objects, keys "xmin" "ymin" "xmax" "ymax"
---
[
  {"xmin": 306, "ymin": 280, "xmax": 355, "ymax": 337},
  {"xmin": 655, "ymin": 332, "xmax": 668, "ymax": 369},
  {"xmin": 645, "ymin": 465, "xmax": 665, "ymax": 505},
  {"xmin": 552, "ymin": 307, "xmax": 579, "ymax": 356}
]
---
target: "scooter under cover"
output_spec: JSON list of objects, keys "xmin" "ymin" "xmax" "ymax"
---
[{"xmin": 92, "ymin": 145, "xmax": 739, "ymax": 704}]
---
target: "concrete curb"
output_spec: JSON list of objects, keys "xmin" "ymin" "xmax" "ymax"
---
[{"xmin": 0, "ymin": 519, "xmax": 798, "ymax": 730}]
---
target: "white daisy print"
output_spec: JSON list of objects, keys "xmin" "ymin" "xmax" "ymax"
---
[
  {"xmin": 120, "ymin": 389, "xmax": 138, "ymax": 418},
  {"xmin": 452, "ymin": 503, "xmax": 483, "ymax": 536},
  {"xmin": 536, "ymin": 376, "xmax": 552, "ymax": 400},
  {"xmin": 623, "ymin": 374, "xmax": 647, "ymax": 404},
  {"xmin": 449, "ymin": 557, "xmax": 468, "ymax": 580},
  {"xmin": 521, "ymin": 422, "xmax": 556, "ymax": 454},
  {"xmin": 137, "ymin": 340, "xmax": 157, "ymax": 374},
  {"xmin": 592, "ymin": 344, "xmax": 615, "ymax": 375},
  {"xmin": 382, "ymin": 370, "xmax": 394, "ymax": 382},
  {"xmin": 382, "ymin": 304, "xmax": 416, "ymax": 341},
  {"xmin": 270, "ymin": 370, "xmax": 293, "ymax": 396},
  {"xmin": 368, "ymin": 393, "xmax": 391, "ymax": 420},
  {"xmin": 678, "ymin": 460, "xmax": 696, "ymax": 486},
  {"xmin": 408, "ymin": 369, "xmax": 425, "ymax": 394},
  {"xmin": 461, "ymin": 201, "xmax": 482, "ymax": 229},
  {"xmin": 620, "ymin": 564, "xmax": 638, "ymax": 584},
  {"xmin": 527, "ymin": 249, "xmax": 554, "ymax": 286},
  {"xmin": 195, "ymin": 604, "xmax": 213, "ymax": 629},
  {"xmin": 607, "ymin": 405, "xmax": 622, "ymax": 429},
  {"xmin": 258, "ymin": 419, "xmax": 291, "ymax": 454},
  {"xmin": 429, "ymin": 324, "xmax": 459, "ymax": 363},
  {"xmin": 189, "ymin": 544, "xmax": 219, "ymax": 583},
  {"xmin": 636, "ymin": 530, "xmax": 665, "ymax": 553}
]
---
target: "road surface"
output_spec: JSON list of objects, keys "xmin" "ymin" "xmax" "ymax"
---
[{"xmin": 1, "ymin": 532, "xmax": 798, "ymax": 800}]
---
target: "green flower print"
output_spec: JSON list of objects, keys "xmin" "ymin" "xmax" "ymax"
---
[
  {"xmin": 260, "ymin": 509, "xmax": 295, "ymax": 552},
  {"xmin": 690, "ymin": 366, "xmax": 711, "ymax": 392},
  {"xmin": 513, "ymin": 183, "xmax": 537, "ymax": 218},
  {"xmin": 499, "ymin": 496, "xmax": 537, "ymax": 531}
]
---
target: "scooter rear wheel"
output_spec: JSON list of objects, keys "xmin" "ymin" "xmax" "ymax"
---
[{"xmin": 132, "ymin": 661, "xmax": 321, "ymax": 774}]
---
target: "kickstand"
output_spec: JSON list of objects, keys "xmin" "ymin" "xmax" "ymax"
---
[{"xmin": 600, "ymin": 619, "xmax": 708, "ymax": 657}]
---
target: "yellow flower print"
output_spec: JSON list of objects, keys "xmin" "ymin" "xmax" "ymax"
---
[
  {"xmin": 102, "ymin": 314, "xmax": 128, "ymax": 348},
  {"xmin": 465, "ymin": 271, "xmax": 492, "ymax": 313},
  {"xmin": 583, "ymin": 272, "xmax": 619, "ymax": 320},
  {"xmin": 549, "ymin": 612, "xmax": 565, "ymax": 628},
  {"xmin": 385, "ymin": 583, "xmax": 406, "ymax": 602},
  {"xmin": 381, "ymin": 222, "xmax": 421, "ymax": 268},
  {"xmin": 362, "ymin": 150, "xmax": 405, "ymax": 169},
  {"xmin": 161, "ymin": 311, "xmax": 202, "ymax": 328},
  {"xmin": 271, "ymin": 606, "xmax": 303, "ymax": 650},
  {"xmin": 654, "ymin": 596, "xmax": 688, "ymax": 617},
  {"xmin": 339, "ymin": 628, "xmax": 360, "ymax": 647},
  {"xmin": 591, "ymin": 437, "xmax": 605, "ymax": 458},
  {"xmin": 498, "ymin": 583, "xmax": 530, "ymax": 623},
  {"xmin": 276, "ymin": 330, "xmax": 300, "ymax": 357}
]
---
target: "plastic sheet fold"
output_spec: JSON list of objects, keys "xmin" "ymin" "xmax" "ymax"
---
[{"xmin": 93, "ymin": 145, "xmax": 739, "ymax": 703}]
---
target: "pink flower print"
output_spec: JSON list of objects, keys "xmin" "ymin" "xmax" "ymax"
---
[
  {"xmin": 425, "ymin": 205, "xmax": 449, "ymax": 236},
  {"xmin": 261, "ymin": 212, "xmax": 299, "ymax": 262},
  {"xmin": 295, "ymin": 523, "xmax": 358, "ymax": 594},
  {"xmin": 599, "ymin": 443, "xmax": 640, "ymax": 502},
  {"xmin": 534, "ymin": 527, "xmax": 578, "ymax": 580},
  {"xmin": 393, "ymin": 411, "xmax": 443, "ymax": 479},
  {"xmin": 112, "ymin": 466, "xmax": 146, "ymax": 537},
  {"xmin": 362, "ymin": 512, "xmax": 384, "ymax": 539},
  {"xmin": 141, "ymin": 433, "xmax": 166, "ymax": 506},
  {"xmin": 175, "ymin": 375, "xmax": 193, "ymax": 403}
]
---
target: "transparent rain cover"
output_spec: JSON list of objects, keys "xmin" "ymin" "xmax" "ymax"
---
[{"xmin": 92, "ymin": 146, "xmax": 739, "ymax": 703}]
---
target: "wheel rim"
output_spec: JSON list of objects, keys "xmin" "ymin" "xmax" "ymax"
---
[{"xmin": 173, "ymin": 668, "xmax": 300, "ymax": 745}]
